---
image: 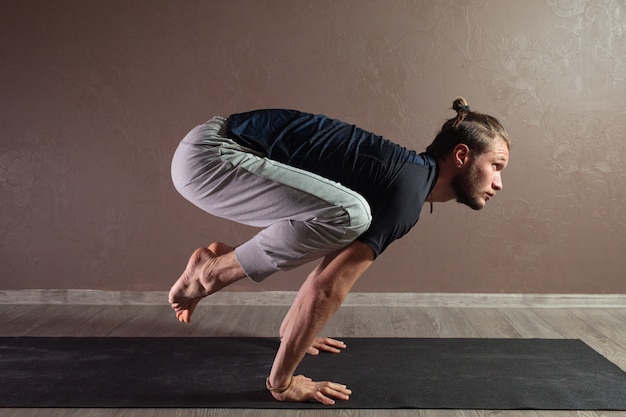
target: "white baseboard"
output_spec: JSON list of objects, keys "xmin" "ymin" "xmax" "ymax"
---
[{"xmin": 1, "ymin": 289, "xmax": 626, "ymax": 308}]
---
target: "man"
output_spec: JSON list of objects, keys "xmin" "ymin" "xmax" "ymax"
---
[{"xmin": 168, "ymin": 98, "xmax": 510, "ymax": 405}]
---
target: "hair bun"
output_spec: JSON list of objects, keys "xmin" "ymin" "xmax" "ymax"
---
[{"xmin": 452, "ymin": 97, "xmax": 471, "ymax": 113}]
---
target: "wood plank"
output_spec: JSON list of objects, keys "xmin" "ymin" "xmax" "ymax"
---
[
  {"xmin": 573, "ymin": 309, "xmax": 626, "ymax": 350},
  {"xmin": 228, "ymin": 305, "xmax": 289, "ymax": 337},
  {"xmin": 0, "ymin": 304, "xmax": 43, "ymax": 325},
  {"xmin": 389, "ymin": 306, "xmax": 438, "ymax": 338},
  {"xmin": 496, "ymin": 308, "xmax": 562, "ymax": 339},
  {"xmin": 484, "ymin": 412, "xmax": 540, "ymax": 417},
  {"xmin": 460, "ymin": 308, "xmax": 522, "ymax": 338},
  {"xmin": 187, "ymin": 304, "xmax": 250, "ymax": 337},
  {"xmin": 6, "ymin": 290, "xmax": 626, "ymax": 308},
  {"xmin": 423, "ymin": 307, "xmax": 479, "ymax": 338},
  {"xmin": 353, "ymin": 306, "xmax": 395, "ymax": 337},
  {"xmin": 68, "ymin": 305, "xmax": 137, "ymax": 337},
  {"xmin": 0, "ymin": 305, "xmax": 69, "ymax": 336},
  {"xmin": 322, "ymin": 305, "xmax": 356, "ymax": 338}
]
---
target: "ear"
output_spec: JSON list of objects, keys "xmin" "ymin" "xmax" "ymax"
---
[{"xmin": 453, "ymin": 144, "xmax": 471, "ymax": 168}]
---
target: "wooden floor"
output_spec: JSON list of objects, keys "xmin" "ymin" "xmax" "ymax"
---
[{"xmin": 2, "ymin": 302, "xmax": 626, "ymax": 417}]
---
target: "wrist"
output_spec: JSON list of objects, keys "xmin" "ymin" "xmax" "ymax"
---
[{"xmin": 266, "ymin": 375, "xmax": 294, "ymax": 393}]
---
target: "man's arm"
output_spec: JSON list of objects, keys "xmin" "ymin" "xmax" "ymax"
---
[{"xmin": 267, "ymin": 241, "xmax": 375, "ymax": 405}]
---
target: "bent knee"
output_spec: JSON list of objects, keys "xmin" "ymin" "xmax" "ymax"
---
[
  {"xmin": 341, "ymin": 195, "xmax": 372, "ymax": 241},
  {"xmin": 341, "ymin": 215, "xmax": 369, "ymax": 244},
  {"xmin": 322, "ymin": 205, "xmax": 371, "ymax": 248}
]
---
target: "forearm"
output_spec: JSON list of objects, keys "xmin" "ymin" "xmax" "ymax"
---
[
  {"xmin": 271, "ymin": 283, "xmax": 346, "ymax": 386},
  {"xmin": 269, "ymin": 241, "xmax": 374, "ymax": 390},
  {"xmin": 278, "ymin": 262, "xmax": 332, "ymax": 340}
]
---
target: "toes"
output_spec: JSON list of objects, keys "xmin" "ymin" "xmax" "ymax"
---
[
  {"xmin": 173, "ymin": 298, "xmax": 200, "ymax": 324},
  {"xmin": 170, "ymin": 302, "xmax": 185, "ymax": 312},
  {"xmin": 176, "ymin": 310, "xmax": 191, "ymax": 323}
]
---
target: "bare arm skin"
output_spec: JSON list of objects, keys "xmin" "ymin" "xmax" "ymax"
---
[
  {"xmin": 268, "ymin": 241, "xmax": 375, "ymax": 405},
  {"xmin": 169, "ymin": 240, "xmax": 374, "ymax": 405}
]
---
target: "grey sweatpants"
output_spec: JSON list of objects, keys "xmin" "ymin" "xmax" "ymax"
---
[{"xmin": 171, "ymin": 117, "xmax": 372, "ymax": 281}]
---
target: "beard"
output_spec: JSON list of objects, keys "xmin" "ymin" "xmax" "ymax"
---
[{"xmin": 451, "ymin": 162, "xmax": 485, "ymax": 211}]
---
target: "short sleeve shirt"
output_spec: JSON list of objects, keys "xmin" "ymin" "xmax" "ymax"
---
[{"xmin": 226, "ymin": 109, "xmax": 438, "ymax": 257}]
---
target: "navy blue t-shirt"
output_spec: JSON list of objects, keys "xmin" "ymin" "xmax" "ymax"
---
[{"xmin": 226, "ymin": 109, "xmax": 438, "ymax": 257}]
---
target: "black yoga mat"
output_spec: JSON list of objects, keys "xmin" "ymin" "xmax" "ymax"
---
[{"xmin": 1, "ymin": 337, "xmax": 626, "ymax": 409}]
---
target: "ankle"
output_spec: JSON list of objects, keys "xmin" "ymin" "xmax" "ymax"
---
[{"xmin": 200, "ymin": 251, "xmax": 245, "ymax": 292}]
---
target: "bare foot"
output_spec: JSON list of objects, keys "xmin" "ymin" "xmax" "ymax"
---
[{"xmin": 168, "ymin": 242, "xmax": 235, "ymax": 323}]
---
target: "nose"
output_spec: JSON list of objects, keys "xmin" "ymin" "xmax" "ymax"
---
[{"xmin": 493, "ymin": 172, "xmax": 503, "ymax": 191}]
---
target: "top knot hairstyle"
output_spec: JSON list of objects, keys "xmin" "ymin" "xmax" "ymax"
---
[{"xmin": 426, "ymin": 97, "xmax": 510, "ymax": 159}]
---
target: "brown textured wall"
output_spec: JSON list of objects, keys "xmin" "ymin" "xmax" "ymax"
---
[{"xmin": 1, "ymin": 0, "xmax": 625, "ymax": 293}]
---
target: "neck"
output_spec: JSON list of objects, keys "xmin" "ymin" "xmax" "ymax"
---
[
  {"xmin": 426, "ymin": 182, "xmax": 455, "ymax": 203},
  {"xmin": 426, "ymin": 158, "xmax": 457, "ymax": 203}
]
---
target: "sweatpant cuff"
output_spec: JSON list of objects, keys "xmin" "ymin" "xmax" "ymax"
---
[{"xmin": 234, "ymin": 240, "xmax": 279, "ymax": 282}]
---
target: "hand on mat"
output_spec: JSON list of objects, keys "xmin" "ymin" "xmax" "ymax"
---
[
  {"xmin": 307, "ymin": 337, "xmax": 346, "ymax": 355},
  {"xmin": 271, "ymin": 374, "xmax": 351, "ymax": 405}
]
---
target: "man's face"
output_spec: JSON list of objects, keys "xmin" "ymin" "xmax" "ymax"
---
[{"xmin": 452, "ymin": 138, "xmax": 509, "ymax": 210}]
